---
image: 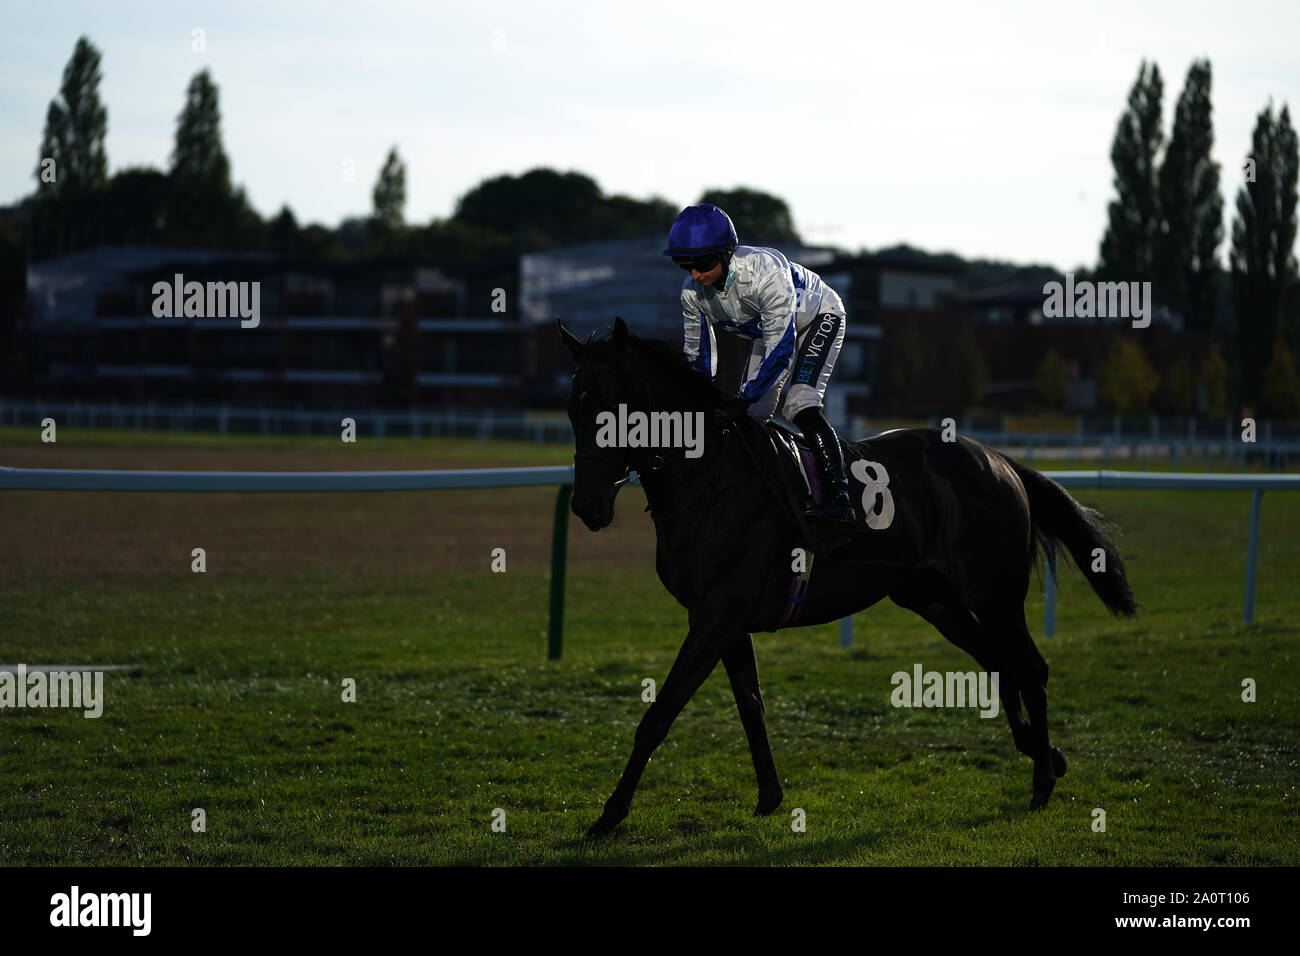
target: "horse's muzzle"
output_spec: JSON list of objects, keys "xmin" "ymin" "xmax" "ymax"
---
[{"xmin": 572, "ymin": 489, "xmax": 616, "ymax": 532}]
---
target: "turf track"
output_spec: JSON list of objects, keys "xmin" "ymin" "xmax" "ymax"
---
[{"xmin": 2, "ymin": 428, "xmax": 1297, "ymax": 865}]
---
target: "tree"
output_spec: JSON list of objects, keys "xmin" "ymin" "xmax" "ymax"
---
[
  {"xmin": 1099, "ymin": 61, "xmax": 1164, "ymax": 284},
  {"xmin": 952, "ymin": 320, "xmax": 988, "ymax": 410},
  {"xmin": 451, "ymin": 168, "xmax": 684, "ymax": 250},
  {"xmin": 1199, "ymin": 343, "xmax": 1229, "ymax": 416},
  {"xmin": 169, "ymin": 69, "xmax": 234, "ymax": 244},
  {"xmin": 697, "ymin": 187, "xmax": 801, "ymax": 245},
  {"xmin": 226, "ymin": 185, "xmax": 267, "ymax": 250},
  {"xmin": 454, "ymin": 168, "xmax": 602, "ymax": 245},
  {"xmin": 337, "ymin": 216, "xmax": 370, "ymax": 254},
  {"xmin": 1258, "ymin": 339, "xmax": 1300, "ymax": 418},
  {"xmin": 171, "ymin": 69, "xmax": 231, "ymax": 195},
  {"xmin": 372, "ymin": 147, "xmax": 406, "ymax": 230},
  {"xmin": 0, "ymin": 211, "xmax": 24, "ymax": 386},
  {"xmin": 104, "ymin": 167, "xmax": 170, "ymax": 245},
  {"xmin": 1230, "ymin": 102, "xmax": 1299, "ymax": 405},
  {"xmin": 271, "ymin": 204, "xmax": 298, "ymax": 256},
  {"xmin": 1156, "ymin": 60, "xmax": 1223, "ymax": 332},
  {"xmin": 591, "ymin": 193, "xmax": 679, "ymax": 239},
  {"xmin": 1034, "ymin": 348, "xmax": 1068, "ymax": 409},
  {"xmin": 887, "ymin": 322, "xmax": 925, "ymax": 412},
  {"xmin": 296, "ymin": 222, "xmax": 345, "ymax": 260},
  {"xmin": 410, "ymin": 217, "xmax": 514, "ymax": 266},
  {"xmin": 35, "ymin": 35, "xmax": 109, "ymax": 197},
  {"xmin": 1158, "ymin": 355, "xmax": 1194, "ymax": 413},
  {"xmin": 1097, "ymin": 336, "xmax": 1160, "ymax": 413}
]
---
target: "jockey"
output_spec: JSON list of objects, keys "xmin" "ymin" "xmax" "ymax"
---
[{"xmin": 665, "ymin": 202, "xmax": 856, "ymax": 528}]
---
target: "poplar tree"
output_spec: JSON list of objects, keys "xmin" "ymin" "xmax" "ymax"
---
[
  {"xmin": 372, "ymin": 147, "xmax": 407, "ymax": 230},
  {"xmin": 169, "ymin": 69, "xmax": 233, "ymax": 244},
  {"xmin": 1230, "ymin": 102, "xmax": 1299, "ymax": 408},
  {"xmin": 1156, "ymin": 59, "xmax": 1223, "ymax": 331},
  {"xmin": 1099, "ymin": 62, "xmax": 1164, "ymax": 284},
  {"xmin": 35, "ymin": 35, "xmax": 109, "ymax": 196}
]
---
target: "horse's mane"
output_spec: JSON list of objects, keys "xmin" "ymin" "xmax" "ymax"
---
[{"xmin": 582, "ymin": 327, "xmax": 727, "ymax": 410}]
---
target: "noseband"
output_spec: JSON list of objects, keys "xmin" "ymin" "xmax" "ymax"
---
[
  {"xmin": 570, "ymin": 362, "xmax": 666, "ymax": 483},
  {"xmin": 570, "ymin": 360, "xmax": 722, "ymax": 522}
]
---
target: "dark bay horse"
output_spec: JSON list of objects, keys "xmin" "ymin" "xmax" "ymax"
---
[{"xmin": 560, "ymin": 318, "xmax": 1139, "ymax": 838}]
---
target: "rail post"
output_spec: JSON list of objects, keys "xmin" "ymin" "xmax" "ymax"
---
[
  {"xmin": 549, "ymin": 484, "xmax": 573, "ymax": 659},
  {"xmin": 1244, "ymin": 489, "xmax": 1264, "ymax": 624}
]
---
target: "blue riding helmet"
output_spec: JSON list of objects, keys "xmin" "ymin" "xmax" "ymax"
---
[{"xmin": 663, "ymin": 204, "xmax": 738, "ymax": 257}]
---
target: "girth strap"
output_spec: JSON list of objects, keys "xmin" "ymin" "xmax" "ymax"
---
[{"xmin": 777, "ymin": 549, "xmax": 816, "ymax": 628}]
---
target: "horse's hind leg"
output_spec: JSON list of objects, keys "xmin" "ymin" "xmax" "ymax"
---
[
  {"xmin": 987, "ymin": 607, "xmax": 1066, "ymax": 809},
  {"xmin": 891, "ymin": 574, "xmax": 1040, "ymax": 801},
  {"xmin": 891, "ymin": 574, "xmax": 1028, "ymax": 732},
  {"xmin": 722, "ymin": 634, "xmax": 783, "ymax": 816}
]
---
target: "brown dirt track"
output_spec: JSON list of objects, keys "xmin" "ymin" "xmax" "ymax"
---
[{"xmin": 0, "ymin": 438, "xmax": 657, "ymax": 580}]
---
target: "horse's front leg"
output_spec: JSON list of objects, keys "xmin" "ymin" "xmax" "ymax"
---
[
  {"xmin": 722, "ymin": 633, "xmax": 783, "ymax": 816},
  {"xmin": 586, "ymin": 605, "xmax": 744, "ymax": 839}
]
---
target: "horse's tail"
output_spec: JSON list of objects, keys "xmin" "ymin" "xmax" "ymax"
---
[{"xmin": 1007, "ymin": 457, "xmax": 1140, "ymax": 618}]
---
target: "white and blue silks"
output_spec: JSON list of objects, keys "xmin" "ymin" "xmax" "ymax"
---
[{"xmin": 681, "ymin": 245, "xmax": 846, "ymax": 421}]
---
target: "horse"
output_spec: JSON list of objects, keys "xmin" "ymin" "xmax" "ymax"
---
[{"xmin": 559, "ymin": 317, "xmax": 1139, "ymax": 838}]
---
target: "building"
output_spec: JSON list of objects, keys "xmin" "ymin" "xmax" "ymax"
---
[
  {"xmin": 17, "ymin": 247, "xmax": 528, "ymax": 410},
  {"xmin": 811, "ymin": 250, "xmax": 966, "ymax": 419},
  {"xmin": 12, "ymin": 244, "xmax": 1224, "ymax": 420},
  {"xmin": 958, "ymin": 275, "xmax": 1195, "ymax": 412}
]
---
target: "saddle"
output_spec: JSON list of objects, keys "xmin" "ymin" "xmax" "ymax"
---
[
  {"xmin": 733, "ymin": 415, "xmax": 912, "ymax": 626},
  {"xmin": 764, "ymin": 416, "xmax": 821, "ymax": 510},
  {"xmin": 740, "ymin": 415, "xmax": 852, "ymax": 563},
  {"xmin": 745, "ymin": 415, "xmax": 906, "ymax": 558}
]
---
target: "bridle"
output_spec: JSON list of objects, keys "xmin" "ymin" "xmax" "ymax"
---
[
  {"xmin": 569, "ymin": 360, "xmax": 724, "ymax": 523},
  {"xmin": 572, "ymin": 451, "xmax": 653, "ymax": 492},
  {"xmin": 570, "ymin": 359, "xmax": 665, "ymax": 478}
]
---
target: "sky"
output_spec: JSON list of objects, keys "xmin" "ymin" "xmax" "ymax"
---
[{"xmin": 2, "ymin": 0, "xmax": 1297, "ymax": 271}]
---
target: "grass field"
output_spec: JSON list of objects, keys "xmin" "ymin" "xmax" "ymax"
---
[{"xmin": 2, "ymin": 427, "xmax": 1298, "ymax": 865}]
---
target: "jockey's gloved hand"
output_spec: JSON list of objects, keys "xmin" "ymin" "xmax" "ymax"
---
[{"xmin": 721, "ymin": 394, "xmax": 751, "ymax": 419}]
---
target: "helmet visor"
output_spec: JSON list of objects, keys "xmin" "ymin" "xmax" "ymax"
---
[{"xmin": 673, "ymin": 253, "xmax": 722, "ymax": 273}]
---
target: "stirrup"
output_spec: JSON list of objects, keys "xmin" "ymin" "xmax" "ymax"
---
[
  {"xmin": 805, "ymin": 490, "xmax": 857, "ymax": 528},
  {"xmin": 806, "ymin": 486, "xmax": 857, "ymax": 530}
]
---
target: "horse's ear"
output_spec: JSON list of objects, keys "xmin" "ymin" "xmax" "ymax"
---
[
  {"xmin": 556, "ymin": 318, "xmax": 584, "ymax": 361},
  {"xmin": 612, "ymin": 317, "xmax": 629, "ymax": 357}
]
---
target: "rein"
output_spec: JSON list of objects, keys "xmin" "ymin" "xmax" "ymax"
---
[
  {"xmin": 572, "ymin": 358, "xmax": 734, "ymax": 527},
  {"xmin": 644, "ymin": 423, "xmax": 731, "ymax": 525},
  {"xmin": 729, "ymin": 420, "xmax": 823, "ymax": 545},
  {"xmin": 574, "ymin": 426, "xmax": 731, "ymax": 526}
]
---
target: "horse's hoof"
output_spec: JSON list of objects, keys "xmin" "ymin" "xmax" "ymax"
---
[
  {"xmin": 584, "ymin": 816, "xmax": 619, "ymax": 840},
  {"xmin": 1051, "ymin": 747, "xmax": 1068, "ymax": 778},
  {"xmin": 754, "ymin": 789, "xmax": 784, "ymax": 816},
  {"xmin": 1029, "ymin": 771, "xmax": 1056, "ymax": 810}
]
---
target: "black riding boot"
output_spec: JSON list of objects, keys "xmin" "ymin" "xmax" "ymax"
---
[{"xmin": 792, "ymin": 407, "xmax": 857, "ymax": 528}]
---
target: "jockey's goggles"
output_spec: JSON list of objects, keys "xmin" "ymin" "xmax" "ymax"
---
[{"xmin": 674, "ymin": 253, "xmax": 722, "ymax": 273}]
